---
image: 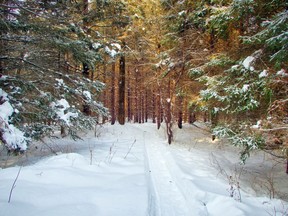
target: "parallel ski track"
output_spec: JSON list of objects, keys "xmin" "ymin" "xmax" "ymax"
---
[{"xmin": 142, "ymin": 127, "xmax": 193, "ymax": 216}]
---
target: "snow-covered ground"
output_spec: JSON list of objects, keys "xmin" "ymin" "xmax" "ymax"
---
[{"xmin": 0, "ymin": 122, "xmax": 287, "ymax": 216}]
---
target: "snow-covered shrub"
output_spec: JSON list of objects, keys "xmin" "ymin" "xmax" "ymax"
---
[
  {"xmin": 0, "ymin": 89, "xmax": 27, "ymax": 151},
  {"xmin": 213, "ymin": 125, "xmax": 265, "ymax": 163}
]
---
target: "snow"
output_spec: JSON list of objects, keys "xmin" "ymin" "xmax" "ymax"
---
[
  {"xmin": 250, "ymin": 120, "xmax": 262, "ymax": 129},
  {"xmin": 92, "ymin": 42, "xmax": 101, "ymax": 49},
  {"xmin": 55, "ymin": 78, "xmax": 64, "ymax": 86},
  {"xmin": 242, "ymin": 56, "xmax": 255, "ymax": 70},
  {"xmin": 276, "ymin": 69, "xmax": 288, "ymax": 77},
  {"xmin": 0, "ymin": 89, "xmax": 27, "ymax": 151},
  {"xmin": 178, "ymin": 10, "xmax": 186, "ymax": 16},
  {"xmin": 242, "ymin": 84, "xmax": 249, "ymax": 92},
  {"xmin": 0, "ymin": 101, "xmax": 14, "ymax": 123},
  {"xmin": 2, "ymin": 125, "xmax": 27, "ymax": 151},
  {"xmin": 111, "ymin": 43, "xmax": 121, "ymax": 50},
  {"xmin": 0, "ymin": 75, "xmax": 8, "ymax": 80},
  {"xmin": 105, "ymin": 46, "xmax": 118, "ymax": 58},
  {"xmin": 50, "ymin": 99, "xmax": 78, "ymax": 126},
  {"xmin": 231, "ymin": 65, "xmax": 239, "ymax": 70},
  {"xmin": 259, "ymin": 70, "xmax": 268, "ymax": 78},
  {"xmin": 0, "ymin": 123, "xmax": 287, "ymax": 216},
  {"xmin": 83, "ymin": 90, "xmax": 92, "ymax": 100}
]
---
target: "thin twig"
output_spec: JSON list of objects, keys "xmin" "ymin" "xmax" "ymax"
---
[
  {"xmin": 8, "ymin": 165, "xmax": 22, "ymax": 203},
  {"xmin": 259, "ymin": 127, "xmax": 288, "ymax": 131},
  {"xmin": 124, "ymin": 139, "xmax": 136, "ymax": 159}
]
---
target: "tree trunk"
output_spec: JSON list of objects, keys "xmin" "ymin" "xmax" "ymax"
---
[
  {"xmin": 82, "ymin": 62, "xmax": 91, "ymax": 115},
  {"xmin": 166, "ymin": 79, "xmax": 173, "ymax": 144},
  {"xmin": 102, "ymin": 62, "xmax": 108, "ymax": 123},
  {"xmin": 127, "ymin": 68, "xmax": 132, "ymax": 122},
  {"xmin": 211, "ymin": 109, "xmax": 219, "ymax": 141},
  {"xmin": 145, "ymin": 89, "xmax": 148, "ymax": 122},
  {"xmin": 134, "ymin": 68, "xmax": 139, "ymax": 123},
  {"xmin": 156, "ymin": 85, "xmax": 161, "ymax": 130},
  {"xmin": 177, "ymin": 96, "xmax": 183, "ymax": 129},
  {"xmin": 209, "ymin": 28, "xmax": 216, "ymax": 51},
  {"xmin": 286, "ymin": 159, "xmax": 288, "ymax": 174},
  {"xmin": 60, "ymin": 125, "xmax": 66, "ymax": 137},
  {"xmin": 141, "ymin": 93, "xmax": 145, "ymax": 123},
  {"xmin": 152, "ymin": 91, "xmax": 156, "ymax": 123},
  {"xmin": 118, "ymin": 54, "xmax": 125, "ymax": 125},
  {"xmin": 111, "ymin": 62, "xmax": 116, "ymax": 125}
]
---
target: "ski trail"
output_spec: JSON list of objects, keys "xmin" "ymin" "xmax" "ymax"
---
[{"xmin": 143, "ymin": 128, "xmax": 192, "ymax": 216}]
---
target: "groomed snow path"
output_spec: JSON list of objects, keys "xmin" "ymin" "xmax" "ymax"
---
[{"xmin": 1, "ymin": 123, "xmax": 287, "ymax": 216}]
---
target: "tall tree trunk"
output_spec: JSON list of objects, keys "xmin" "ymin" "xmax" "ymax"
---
[
  {"xmin": 177, "ymin": 96, "xmax": 183, "ymax": 129},
  {"xmin": 111, "ymin": 62, "xmax": 116, "ymax": 125},
  {"xmin": 211, "ymin": 109, "xmax": 219, "ymax": 141},
  {"xmin": 134, "ymin": 68, "xmax": 139, "ymax": 123},
  {"xmin": 183, "ymin": 98, "xmax": 188, "ymax": 123},
  {"xmin": 166, "ymin": 79, "xmax": 173, "ymax": 144},
  {"xmin": 152, "ymin": 91, "xmax": 156, "ymax": 123},
  {"xmin": 82, "ymin": 62, "xmax": 91, "ymax": 116},
  {"xmin": 82, "ymin": 0, "xmax": 91, "ymax": 116},
  {"xmin": 141, "ymin": 92, "xmax": 145, "ymax": 123},
  {"xmin": 156, "ymin": 84, "xmax": 161, "ymax": 129},
  {"xmin": 127, "ymin": 68, "xmax": 132, "ymax": 122},
  {"xmin": 102, "ymin": 62, "xmax": 108, "ymax": 123},
  {"xmin": 145, "ymin": 89, "xmax": 148, "ymax": 122},
  {"xmin": 209, "ymin": 28, "xmax": 216, "ymax": 51},
  {"xmin": 118, "ymin": 54, "xmax": 125, "ymax": 125},
  {"xmin": 286, "ymin": 159, "xmax": 288, "ymax": 174}
]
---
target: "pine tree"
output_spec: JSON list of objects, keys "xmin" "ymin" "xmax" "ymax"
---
[{"xmin": 0, "ymin": 0, "xmax": 128, "ymax": 150}]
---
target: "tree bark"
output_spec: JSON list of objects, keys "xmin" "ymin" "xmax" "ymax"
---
[
  {"xmin": 145, "ymin": 89, "xmax": 148, "ymax": 122},
  {"xmin": 177, "ymin": 96, "xmax": 183, "ymax": 129},
  {"xmin": 118, "ymin": 54, "xmax": 125, "ymax": 125},
  {"xmin": 127, "ymin": 68, "xmax": 132, "ymax": 122},
  {"xmin": 156, "ymin": 84, "xmax": 161, "ymax": 130},
  {"xmin": 286, "ymin": 159, "xmax": 288, "ymax": 174},
  {"xmin": 111, "ymin": 62, "xmax": 116, "ymax": 125},
  {"xmin": 152, "ymin": 91, "xmax": 156, "ymax": 123},
  {"xmin": 166, "ymin": 79, "xmax": 173, "ymax": 144}
]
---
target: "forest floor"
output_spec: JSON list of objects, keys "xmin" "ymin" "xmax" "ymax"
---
[{"xmin": 0, "ymin": 122, "xmax": 288, "ymax": 216}]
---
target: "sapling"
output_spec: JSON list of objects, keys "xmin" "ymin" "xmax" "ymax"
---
[
  {"xmin": 210, "ymin": 153, "xmax": 243, "ymax": 202},
  {"xmin": 227, "ymin": 175, "xmax": 242, "ymax": 202}
]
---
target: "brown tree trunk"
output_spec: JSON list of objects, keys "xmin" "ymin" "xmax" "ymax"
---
[
  {"xmin": 211, "ymin": 109, "xmax": 219, "ymax": 141},
  {"xmin": 156, "ymin": 84, "xmax": 161, "ymax": 130},
  {"xmin": 286, "ymin": 159, "xmax": 288, "ymax": 174},
  {"xmin": 60, "ymin": 125, "xmax": 66, "ymax": 137},
  {"xmin": 82, "ymin": 62, "xmax": 91, "ymax": 116},
  {"xmin": 177, "ymin": 96, "xmax": 183, "ymax": 129},
  {"xmin": 134, "ymin": 68, "xmax": 139, "ymax": 123},
  {"xmin": 127, "ymin": 68, "xmax": 132, "ymax": 122},
  {"xmin": 141, "ymin": 92, "xmax": 145, "ymax": 123},
  {"xmin": 102, "ymin": 62, "xmax": 108, "ymax": 123},
  {"xmin": 82, "ymin": 0, "xmax": 91, "ymax": 116},
  {"xmin": 166, "ymin": 79, "xmax": 173, "ymax": 144},
  {"xmin": 145, "ymin": 89, "xmax": 148, "ymax": 122},
  {"xmin": 209, "ymin": 28, "xmax": 216, "ymax": 51},
  {"xmin": 152, "ymin": 91, "xmax": 156, "ymax": 123},
  {"xmin": 111, "ymin": 62, "xmax": 116, "ymax": 125},
  {"xmin": 118, "ymin": 54, "xmax": 125, "ymax": 125}
]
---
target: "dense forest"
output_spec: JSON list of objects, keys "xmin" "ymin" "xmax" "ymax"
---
[{"xmin": 0, "ymin": 0, "xmax": 287, "ymax": 164}]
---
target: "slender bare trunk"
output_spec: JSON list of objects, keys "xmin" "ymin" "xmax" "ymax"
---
[
  {"xmin": 111, "ymin": 62, "xmax": 116, "ymax": 125},
  {"xmin": 118, "ymin": 54, "xmax": 125, "ymax": 125}
]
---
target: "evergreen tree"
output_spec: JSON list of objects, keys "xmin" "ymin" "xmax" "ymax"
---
[{"xmin": 0, "ymin": 0, "xmax": 128, "ymax": 151}]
